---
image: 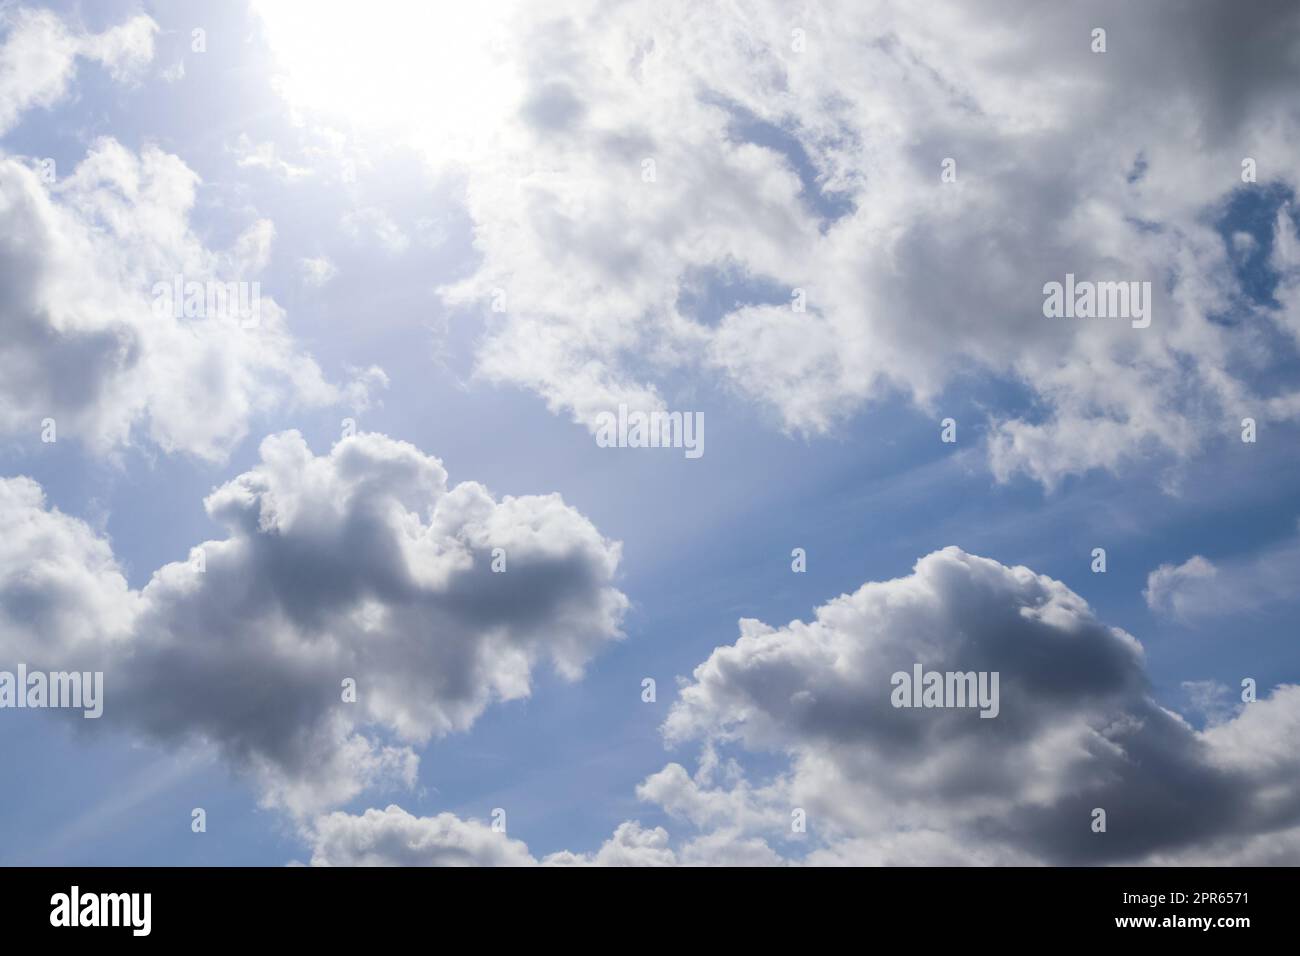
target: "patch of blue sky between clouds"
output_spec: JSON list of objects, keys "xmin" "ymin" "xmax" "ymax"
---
[{"xmin": 708, "ymin": 93, "xmax": 857, "ymax": 230}]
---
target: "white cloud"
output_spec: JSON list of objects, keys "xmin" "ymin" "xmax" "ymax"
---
[
  {"xmin": 305, "ymin": 809, "xmax": 768, "ymax": 867},
  {"xmin": 1145, "ymin": 529, "xmax": 1300, "ymax": 620},
  {"xmin": 0, "ymin": 476, "xmax": 138, "ymax": 662},
  {"xmin": 1144, "ymin": 555, "xmax": 1220, "ymax": 619},
  {"xmin": 300, "ymin": 255, "xmax": 337, "ymax": 287},
  {"xmin": 542, "ymin": 821, "xmax": 679, "ymax": 867},
  {"xmin": 307, "ymin": 808, "xmax": 685, "ymax": 867},
  {"xmin": 0, "ymin": 139, "xmax": 367, "ymax": 460},
  {"xmin": 258, "ymin": 0, "xmax": 1300, "ymax": 488},
  {"xmin": 230, "ymin": 133, "xmax": 311, "ymax": 179},
  {"xmin": 310, "ymin": 805, "xmax": 536, "ymax": 866},
  {"xmin": 1262, "ymin": 200, "xmax": 1300, "ymax": 358},
  {"xmin": 1179, "ymin": 680, "xmax": 1238, "ymax": 727},
  {"xmin": 0, "ymin": 8, "xmax": 156, "ymax": 134},
  {"xmin": 0, "ymin": 431, "xmax": 628, "ymax": 815}
]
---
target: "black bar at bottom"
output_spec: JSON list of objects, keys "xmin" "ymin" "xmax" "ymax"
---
[{"xmin": 0, "ymin": 866, "xmax": 1285, "ymax": 942}]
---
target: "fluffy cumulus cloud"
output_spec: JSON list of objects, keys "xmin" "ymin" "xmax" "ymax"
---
[
  {"xmin": 645, "ymin": 548, "xmax": 1300, "ymax": 864},
  {"xmin": 258, "ymin": 0, "xmax": 1300, "ymax": 487},
  {"xmin": 305, "ymin": 808, "xmax": 754, "ymax": 867},
  {"xmin": 307, "ymin": 809, "xmax": 678, "ymax": 868},
  {"xmin": 0, "ymin": 432, "xmax": 627, "ymax": 815},
  {"xmin": 0, "ymin": 8, "xmax": 378, "ymax": 461},
  {"xmin": 0, "ymin": 7, "xmax": 156, "ymax": 134},
  {"xmin": 0, "ymin": 138, "xmax": 374, "ymax": 460},
  {"xmin": 310, "ymin": 548, "xmax": 1300, "ymax": 865},
  {"xmin": 310, "ymin": 805, "xmax": 536, "ymax": 867},
  {"xmin": 0, "ymin": 476, "xmax": 139, "ymax": 661}
]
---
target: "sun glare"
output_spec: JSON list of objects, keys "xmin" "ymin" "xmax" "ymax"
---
[{"xmin": 252, "ymin": 0, "xmax": 519, "ymax": 154}]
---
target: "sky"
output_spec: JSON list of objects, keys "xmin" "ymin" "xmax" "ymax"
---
[{"xmin": 0, "ymin": 0, "xmax": 1299, "ymax": 866}]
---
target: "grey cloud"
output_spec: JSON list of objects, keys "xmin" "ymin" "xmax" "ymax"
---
[
  {"xmin": 0, "ymin": 431, "xmax": 627, "ymax": 815},
  {"xmin": 313, "ymin": 547, "xmax": 1300, "ymax": 866},
  {"xmin": 521, "ymin": 82, "xmax": 586, "ymax": 133},
  {"xmin": 654, "ymin": 548, "xmax": 1300, "ymax": 864}
]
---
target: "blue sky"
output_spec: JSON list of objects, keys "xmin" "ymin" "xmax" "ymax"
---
[{"xmin": 2, "ymin": 0, "xmax": 1300, "ymax": 866}]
